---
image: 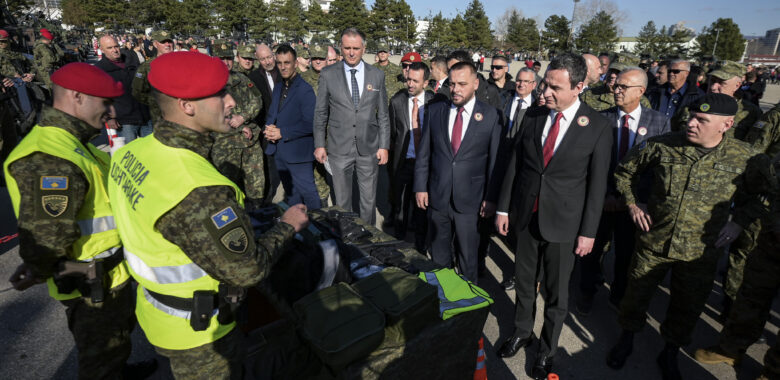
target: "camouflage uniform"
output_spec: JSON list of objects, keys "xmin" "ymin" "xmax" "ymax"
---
[
  {"xmin": 374, "ymin": 45, "xmax": 404, "ymax": 104},
  {"xmin": 131, "ymin": 58, "xmax": 161, "ymax": 122},
  {"xmin": 148, "ymin": 120, "xmax": 297, "ymax": 379},
  {"xmin": 580, "ymin": 85, "xmax": 652, "ymax": 111},
  {"xmin": 210, "ymin": 43, "xmax": 266, "ymax": 209},
  {"xmin": 614, "ymin": 132, "xmax": 773, "ymax": 347},
  {"xmin": 33, "ymin": 39, "xmax": 63, "ymax": 88},
  {"xmin": 670, "ymin": 97, "xmax": 762, "ymax": 136},
  {"xmin": 0, "ymin": 45, "xmax": 29, "ymax": 77},
  {"xmin": 4, "ymin": 105, "xmax": 135, "ymax": 379},
  {"xmin": 747, "ymin": 102, "xmax": 780, "ymax": 158}
]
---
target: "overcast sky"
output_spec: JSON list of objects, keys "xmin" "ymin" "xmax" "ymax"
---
[{"xmin": 365, "ymin": 0, "xmax": 779, "ymax": 37}]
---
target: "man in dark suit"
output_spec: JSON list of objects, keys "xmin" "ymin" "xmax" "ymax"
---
[
  {"xmin": 494, "ymin": 53, "xmax": 613, "ymax": 379},
  {"xmin": 502, "ymin": 67, "xmax": 538, "ymax": 140},
  {"xmin": 646, "ymin": 59, "xmax": 703, "ymax": 118},
  {"xmin": 432, "ymin": 50, "xmax": 503, "ymax": 111},
  {"xmin": 414, "ymin": 62, "xmax": 502, "ymax": 283},
  {"xmin": 248, "ymin": 43, "xmax": 283, "ymax": 204},
  {"xmin": 577, "ymin": 67, "xmax": 671, "ymax": 315},
  {"xmin": 428, "ymin": 56, "xmax": 448, "ymax": 95},
  {"xmin": 313, "ymin": 28, "xmax": 390, "ymax": 225},
  {"xmin": 389, "ymin": 62, "xmax": 433, "ymax": 252},
  {"xmin": 264, "ymin": 44, "xmax": 320, "ymax": 209}
]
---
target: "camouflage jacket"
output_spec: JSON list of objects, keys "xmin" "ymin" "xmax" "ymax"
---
[
  {"xmin": 615, "ymin": 132, "xmax": 774, "ymax": 260},
  {"xmin": 746, "ymin": 102, "xmax": 780, "ymax": 157},
  {"xmin": 153, "ymin": 119, "xmax": 296, "ymax": 287},
  {"xmin": 374, "ymin": 62, "xmax": 404, "ymax": 104},
  {"xmin": 6, "ymin": 106, "xmax": 100, "ymax": 279},
  {"xmin": 33, "ymin": 40, "xmax": 62, "ymax": 87},
  {"xmin": 671, "ymin": 97, "xmax": 762, "ymax": 139},
  {"xmin": 300, "ymin": 69, "xmax": 321, "ymax": 95},
  {"xmin": 131, "ymin": 57, "xmax": 161, "ymax": 121},
  {"xmin": 212, "ymin": 71, "xmax": 263, "ymax": 149},
  {"xmin": 0, "ymin": 47, "xmax": 30, "ymax": 77},
  {"xmin": 581, "ymin": 85, "xmax": 652, "ymax": 112}
]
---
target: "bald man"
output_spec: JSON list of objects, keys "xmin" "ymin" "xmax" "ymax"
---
[
  {"xmin": 582, "ymin": 54, "xmax": 603, "ymax": 91},
  {"xmin": 95, "ymin": 35, "xmax": 152, "ymax": 142}
]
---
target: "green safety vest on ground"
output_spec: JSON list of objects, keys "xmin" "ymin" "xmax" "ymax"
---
[
  {"xmin": 419, "ymin": 268, "xmax": 493, "ymax": 320},
  {"xmin": 108, "ymin": 134, "xmax": 244, "ymax": 350},
  {"xmin": 3, "ymin": 125, "xmax": 128, "ymax": 300}
]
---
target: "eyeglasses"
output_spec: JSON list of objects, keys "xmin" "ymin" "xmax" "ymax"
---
[
  {"xmin": 491, "ymin": 65, "xmax": 506, "ymax": 70},
  {"xmin": 614, "ymin": 84, "xmax": 643, "ymax": 92},
  {"xmin": 516, "ymin": 79, "xmax": 535, "ymax": 85},
  {"xmin": 402, "ymin": 63, "xmax": 411, "ymax": 68},
  {"xmin": 669, "ymin": 69, "xmax": 687, "ymax": 74}
]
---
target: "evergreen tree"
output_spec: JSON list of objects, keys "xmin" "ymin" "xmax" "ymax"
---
[
  {"xmin": 304, "ymin": 1, "xmax": 330, "ymax": 42},
  {"xmin": 542, "ymin": 14, "xmax": 571, "ymax": 52},
  {"xmin": 246, "ymin": 0, "xmax": 272, "ymax": 40},
  {"xmin": 447, "ymin": 14, "xmax": 469, "ymax": 48},
  {"xmin": 575, "ymin": 11, "xmax": 618, "ymax": 53},
  {"xmin": 423, "ymin": 12, "xmax": 449, "ymax": 50},
  {"xmin": 634, "ymin": 21, "xmax": 661, "ymax": 57},
  {"xmin": 277, "ymin": 0, "xmax": 306, "ymax": 41},
  {"xmin": 695, "ymin": 18, "xmax": 743, "ymax": 60},
  {"xmin": 463, "ymin": 0, "xmax": 492, "ymax": 49},
  {"xmin": 507, "ymin": 14, "xmax": 539, "ymax": 52},
  {"xmin": 389, "ymin": 0, "xmax": 415, "ymax": 50},
  {"xmin": 329, "ymin": 0, "xmax": 370, "ymax": 37},
  {"xmin": 212, "ymin": 0, "xmax": 245, "ymax": 37},
  {"xmin": 368, "ymin": 0, "xmax": 393, "ymax": 44}
]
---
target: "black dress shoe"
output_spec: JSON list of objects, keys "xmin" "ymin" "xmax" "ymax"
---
[
  {"xmin": 657, "ymin": 344, "xmax": 682, "ymax": 380},
  {"xmin": 497, "ymin": 333, "xmax": 535, "ymax": 358},
  {"xmin": 531, "ymin": 355, "xmax": 554, "ymax": 380},
  {"xmin": 606, "ymin": 330, "xmax": 634, "ymax": 369},
  {"xmin": 123, "ymin": 358, "xmax": 158, "ymax": 379},
  {"xmin": 502, "ymin": 278, "xmax": 515, "ymax": 291}
]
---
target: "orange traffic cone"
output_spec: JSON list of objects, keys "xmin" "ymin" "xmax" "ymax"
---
[{"xmin": 474, "ymin": 337, "xmax": 487, "ymax": 380}]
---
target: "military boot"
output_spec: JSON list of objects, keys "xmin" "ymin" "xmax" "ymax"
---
[
  {"xmin": 657, "ymin": 343, "xmax": 682, "ymax": 380},
  {"xmin": 606, "ymin": 330, "xmax": 634, "ymax": 369},
  {"xmin": 694, "ymin": 345, "xmax": 742, "ymax": 366}
]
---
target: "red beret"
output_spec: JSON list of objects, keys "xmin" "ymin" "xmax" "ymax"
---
[
  {"xmin": 0, "ymin": 29, "xmax": 9, "ymax": 39},
  {"xmin": 40, "ymin": 28, "xmax": 53, "ymax": 40},
  {"xmin": 148, "ymin": 51, "xmax": 228, "ymax": 98},
  {"xmin": 401, "ymin": 52, "xmax": 421, "ymax": 63},
  {"xmin": 51, "ymin": 63, "xmax": 124, "ymax": 98}
]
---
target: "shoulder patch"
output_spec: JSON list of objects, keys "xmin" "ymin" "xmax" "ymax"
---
[
  {"xmin": 754, "ymin": 121, "xmax": 766, "ymax": 129},
  {"xmin": 211, "ymin": 207, "xmax": 238, "ymax": 229},
  {"xmin": 135, "ymin": 72, "xmax": 143, "ymax": 78},
  {"xmin": 220, "ymin": 227, "xmax": 248, "ymax": 254},
  {"xmin": 40, "ymin": 176, "xmax": 68, "ymax": 190},
  {"xmin": 41, "ymin": 195, "xmax": 68, "ymax": 217}
]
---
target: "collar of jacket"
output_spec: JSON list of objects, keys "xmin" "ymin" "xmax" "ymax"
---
[
  {"xmin": 39, "ymin": 105, "xmax": 101, "ymax": 145},
  {"xmin": 153, "ymin": 119, "xmax": 214, "ymax": 160}
]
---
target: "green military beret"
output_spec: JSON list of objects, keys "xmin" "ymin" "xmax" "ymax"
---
[
  {"xmin": 309, "ymin": 44, "xmax": 326, "ymax": 59},
  {"xmin": 691, "ymin": 93, "xmax": 738, "ymax": 116},
  {"xmin": 238, "ymin": 44, "xmax": 255, "ymax": 59},
  {"xmin": 709, "ymin": 60, "xmax": 746, "ymax": 80},
  {"xmin": 149, "ymin": 30, "xmax": 172, "ymax": 42},
  {"xmin": 211, "ymin": 40, "xmax": 233, "ymax": 58}
]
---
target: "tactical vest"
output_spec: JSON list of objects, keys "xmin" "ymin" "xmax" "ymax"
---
[
  {"xmin": 418, "ymin": 268, "xmax": 493, "ymax": 320},
  {"xmin": 3, "ymin": 125, "xmax": 128, "ymax": 300},
  {"xmin": 108, "ymin": 134, "xmax": 245, "ymax": 350}
]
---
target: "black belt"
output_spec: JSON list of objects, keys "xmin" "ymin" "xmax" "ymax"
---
[{"xmin": 145, "ymin": 284, "xmax": 241, "ymax": 331}]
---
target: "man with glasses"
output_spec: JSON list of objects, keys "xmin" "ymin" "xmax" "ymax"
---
[
  {"xmin": 502, "ymin": 68, "xmax": 537, "ymax": 140},
  {"xmin": 488, "ymin": 55, "xmax": 515, "ymax": 104},
  {"xmin": 647, "ymin": 59, "xmax": 704, "ymax": 118},
  {"xmin": 576, "ymin": 67, "xmax": 670, "ymax": 315}
]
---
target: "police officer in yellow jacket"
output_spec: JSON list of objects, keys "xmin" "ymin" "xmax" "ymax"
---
[
  {"xmin": 3, "ymin": 63, "xmax": 155, "ymax": 379},
  {"xmin": 107, "ymin": 51, "xmax": 309, "ymax": 379}
]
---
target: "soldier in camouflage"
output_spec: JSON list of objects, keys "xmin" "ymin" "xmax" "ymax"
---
[
  {"xmin": 581, "ymin": 54, "xmax": 653, "ymax": 112},
  {"xmin": 32, "ymin": 28, "xmax": 64, "ymax": 89},
  {"xmin": 374, "ymin": 43, "xmax": 404, "ymax": 103},
  {"xmin": 747, "ymin": 102, "xmax": 780, "ymax": 157},
  {"xmin": 606, "ymin": 93, "xmax": 775, "ymax": 379},
  {"xmin": 3, "ymin": 64, "xmax": 155, "ymax": 379},
  {"xmin": 693, "ymin": 156, "xmax": 780, "ymax": 379},
  {"xmin": 131, "ymin": 30, "xmax": 174, "ymax": 122},
  {"xmin": 233, "ymin": 43, "xmax": 255, "ymax": 77},
  {"xmin": 300, "ymin": 43, "xmax": 332, "ymax": 205},
  {"xmin": 295, "ymin": 45, "xmax": 310, "ymax": 73},
  {"xmin": 210, "ymin": 40, "xmax": 266, "ymax": 210}
]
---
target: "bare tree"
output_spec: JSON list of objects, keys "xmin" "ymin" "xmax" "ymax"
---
[
  {"xmin": 573, "ymin": 0, "xmax": 629, "ymax": 36},
  {"xmin": 494, "ymin": 6, "xmax": 523, "ymax": 39}
]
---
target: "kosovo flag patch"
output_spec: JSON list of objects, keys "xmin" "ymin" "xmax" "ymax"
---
[
  {"xmin": 211, "ymin": 207, "xmax": 238, "ymax": 229},
  {"xmin": 40, "ymin": 176, "xmax": 68, "ymax": 190}
]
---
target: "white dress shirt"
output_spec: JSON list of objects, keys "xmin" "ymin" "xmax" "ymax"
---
[
  {"xmin": 448, "ymin": 96, "xmax": 477, "ymax": 142},
  {"xmin": 509, "ymin": 92, "xmax": 533, "ymax": 123},
  {"xmin": 343, "ymin": 60, "xmax": 365, "ymax": 99},
  {"xmin": 541, "ymin": 98, "xmax": 581, "ymax": 154},
  {"xmin": 266, "ymin": 71, "xmax": 275, "ymax": 91},
  {"xmin": 616, "ymin": 105, "xmax": 642, "ymax": 157},
  {"xmin": 408, "ymin": 92, "xmax": 426, "ymax": 131}
]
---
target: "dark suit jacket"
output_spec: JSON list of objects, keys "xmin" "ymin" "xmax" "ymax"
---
[
  {"xmin": 600, "ymin": 106, "xmax": 671, "ymax": 201},
  {"xmin": 497, "ymin": 102, "xmax": 613, "ymax": 242},
  {"xmin": 388, "ymin": 89, "xmax": 434, "ymax": 174},
  {"xmin": 501, "ymin": 92, "xmax": 536, "ymax": 139},
  {"xmin": 264, "ymin": 74, "xmax": 316, "ymax": 164},
  {"xmin": 247, "ymin": 66, "xmax": 281, "ymax": 125},
  {"xmin": 414, "ymin": 99, "xmax": 503, "ymax": 215},
  {"xmin": 646, "ymin": 80, "xmax": 704, "ymax": 114},
  {"xmin": 431, "ymin": 75, "xmax": 503, "ymax": 112}
]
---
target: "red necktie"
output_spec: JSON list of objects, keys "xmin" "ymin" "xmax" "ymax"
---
[
  {"xmin": 434, "ymin": 81, "xmax": 440, "ymax": 92},
  {"xmin": 451, "ymin": 106, "xmax": 464, "ymax": 154},
  {"xmin": 412, "ymin": 98, "xmax": 421, "ymax": 152},
  {"xmin": 618, "ymin": 114, "xmax": 630, "ymax": 160},
  {"xmin": 534, "ymin": 111, "xmax": 564, "ymax": 212}
]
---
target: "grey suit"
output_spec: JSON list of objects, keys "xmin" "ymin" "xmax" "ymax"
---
[{"xmin": 313, "ymin": 60, "xmax": 390, "ymax": 224}]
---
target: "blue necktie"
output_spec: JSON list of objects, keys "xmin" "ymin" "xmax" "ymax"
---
[{"xmin": 350, "ymin": 69, "xmax": 359, "ymax": 108}]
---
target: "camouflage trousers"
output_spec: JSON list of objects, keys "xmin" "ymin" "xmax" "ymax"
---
[
  {"xmin": 719, "ymin": 231, "xmax": 780, "ymax": 377},
  {"xmin": 618, "ymin": 246, "xmax": 720, "ymax": 347},
  {"xmin": 313, "ymin": 162, "xmax": 331, "ymax": 204},
  {"xmin": 60, "ymin": 281, "xmax": 135, "ymax": 380},
  {"xmin": 155, "ymin": 327, "xmax": 244, "ymax": 380},
  {"xmin": 724, "ymin": 218, "xmax": 762, "ymax": 300},
  {"xmin": 212, "ymin": 143, "xmax": 265, "ymax": 208}
]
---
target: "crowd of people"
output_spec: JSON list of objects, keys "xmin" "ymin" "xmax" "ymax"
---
[{"xmin": 2, "ymin": 24, "xmax": 780, "ymax": 380}]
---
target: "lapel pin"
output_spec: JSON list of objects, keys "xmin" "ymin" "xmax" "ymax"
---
[
  {"xmin": 638, "ymin": 126, "xmax": 647, "ymax": 136},
  {"xmin": 474, "ymin": 112, "xmax": 483, "ymax": 121},
  {"xmin": 577, "ymin": 116, "xmax": 589, "ymax": 127},
  {"xmin": 366, "ymin": 84, "xmax": 373, "ymax": 91}
]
